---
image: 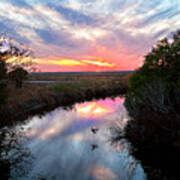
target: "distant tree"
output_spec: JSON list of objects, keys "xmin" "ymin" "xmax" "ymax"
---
[{"xmin": 8, "ymin": 67, "xmax": 28, "ymax": 88}]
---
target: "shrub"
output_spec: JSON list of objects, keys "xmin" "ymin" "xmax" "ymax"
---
[
  {"xmin": 124, "ymin": 30, "xmax": 180, "ymax": 147},
  {"xmin": 8, "ymin": 67, "xmax": 28, "ymax": 88}
]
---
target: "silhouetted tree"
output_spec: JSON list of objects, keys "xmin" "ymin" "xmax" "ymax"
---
[
  {"xmin": 0, "ymin": 33, "xmax": 35, "ymax": 72},
  {"xmin": 0, "ymin": 33, "xmax": 35, "ymax": 102},
  {"xmin": 129, "ymin": 30, "xmax": 180, "ymax": 90},
  {"xmin": 9, "ymin": 67, "xmax": 28, "ymax": 88}
]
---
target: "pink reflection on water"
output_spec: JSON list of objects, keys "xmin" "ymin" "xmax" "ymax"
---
[
  {"xmin": 89, "ymin": 165, "xmax": 118, "ymax": 180},
  {"xmin": 75, "ymin": 97, "xmax": 124, "ymax": 118},
  {"xmin": 9, "ymin": 97, "xmax": 145, "ymax": 180},
  {"xmin": 24, "ymin": 97, "xmax": 125, "ymax": 140}
]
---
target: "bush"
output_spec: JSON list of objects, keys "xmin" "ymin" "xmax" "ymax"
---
[
  {"xmin": 124, "ymin": 30, "xmax": 180, "ymax": 147},
  {"xmin": 8, "ymin": 67, "xmax": 28, "ymax": 88}
]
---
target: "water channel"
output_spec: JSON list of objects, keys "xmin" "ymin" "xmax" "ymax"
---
[{"xmin": 1, "ymin": 97, "xmax": 146, "ymax": 180}]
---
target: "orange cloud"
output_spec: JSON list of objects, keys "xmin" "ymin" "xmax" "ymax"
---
[
  {"xmin": 82, "ymin": 59, "xmax": 115, "ymax": 67},
  {"xmin": 37, "ymin": 59, "xmax": 85, "ymax": 66},
  {"xmin": 48, "ymin": 59, "xmax": 85, "ymax": 66},
  {"xmin": 37, "ymin": 57, "xmax": 116, "ymax": 69}
]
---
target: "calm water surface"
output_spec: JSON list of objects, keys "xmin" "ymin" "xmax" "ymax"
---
[{"xmin": 2, "ymin": 97, "xmax": 146, "ymax": 180}]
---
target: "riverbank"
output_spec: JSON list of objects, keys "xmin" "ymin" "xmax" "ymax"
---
[
  {"xmin": 112, "ymin": 102, "xmax": 180, "ymax": 179},
  {"xmin": 0, "ymin": 73, "xmax": 130, "ymax": 128}
]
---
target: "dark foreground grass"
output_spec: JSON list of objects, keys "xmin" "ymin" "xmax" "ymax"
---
[{"xmin": 0, "ymin": 72, "xmax": 131, "ymax": 128}]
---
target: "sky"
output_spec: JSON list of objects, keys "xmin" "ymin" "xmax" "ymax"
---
[{"xmin": 0, "ymin": 0, "xmax": 180, "ymax": 72}]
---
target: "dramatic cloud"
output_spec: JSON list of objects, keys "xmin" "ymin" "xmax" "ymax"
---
[{"xmin": 0, "ymin": 0, "xmax": 179, "ymax": 71}]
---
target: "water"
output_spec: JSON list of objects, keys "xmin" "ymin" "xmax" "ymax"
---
[{"xmin": 1, "ymin": 97, "xmax": 146, "ymax": 180}]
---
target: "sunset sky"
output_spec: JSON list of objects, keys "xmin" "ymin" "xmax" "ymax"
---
[{"xmin": 0, "ymin": 0, "xmax": 180, "ymax": 72}]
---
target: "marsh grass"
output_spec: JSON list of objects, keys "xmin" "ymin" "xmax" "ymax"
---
[{"xmin": 0, "ymin": 72, "xmax": 131, "ymax": 128}]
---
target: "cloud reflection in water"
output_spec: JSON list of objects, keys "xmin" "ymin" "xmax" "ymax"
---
[{"xmin": 9, "ymin": 97, "xmax": 146, "ymax": 180}]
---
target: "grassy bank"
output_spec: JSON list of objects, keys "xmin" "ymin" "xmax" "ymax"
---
[{"xmin": 0, "ymin": 72, "xmax": 131, "ymax": 128}]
